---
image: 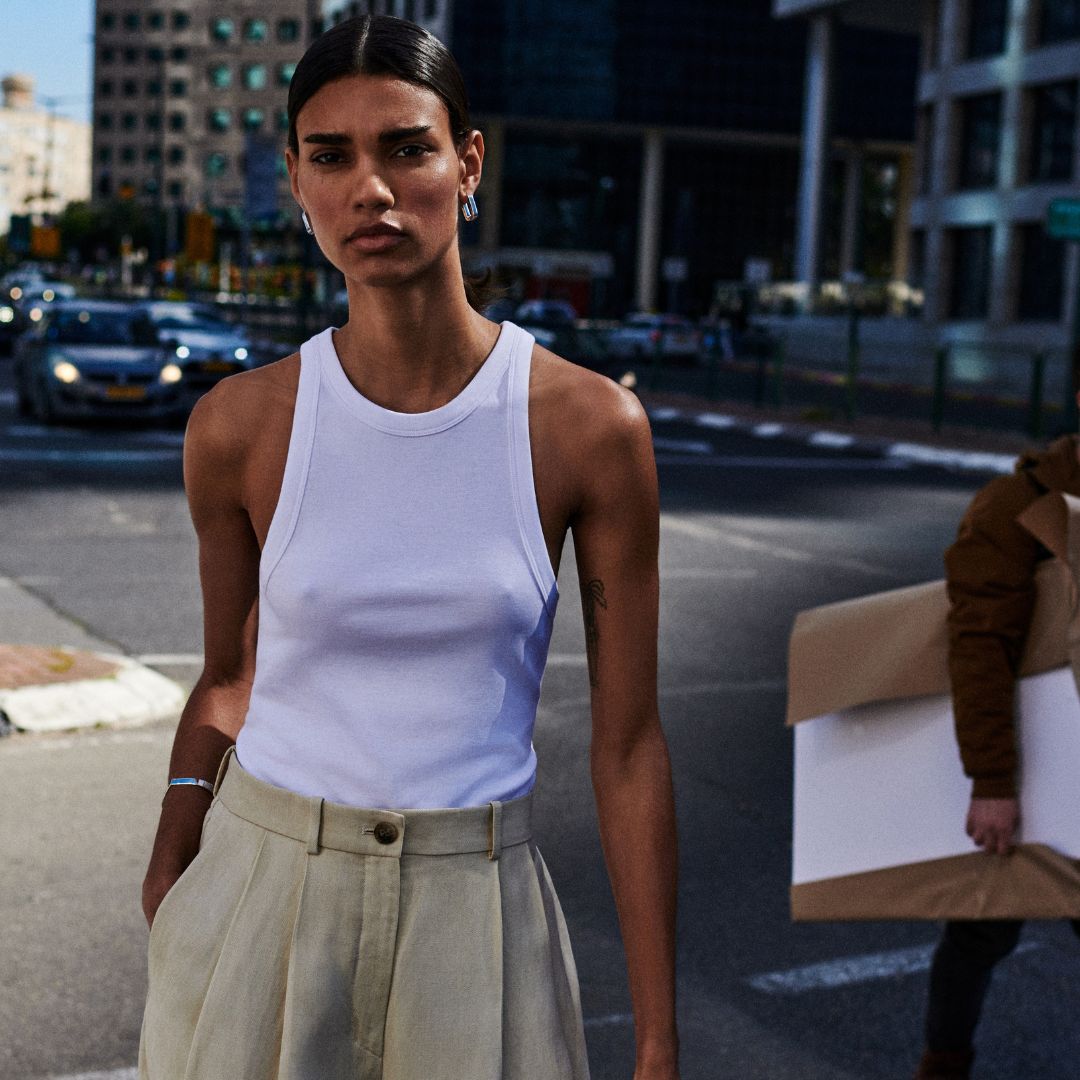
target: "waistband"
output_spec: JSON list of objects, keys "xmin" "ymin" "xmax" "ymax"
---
[{"xmin": 212, "ymin": 745, "xmax": 532, "ymax": 861}]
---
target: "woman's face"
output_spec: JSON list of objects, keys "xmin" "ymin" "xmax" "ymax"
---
[{"xmin": 286, "ymin": 73, "xmax": 481, "ymax": 289}]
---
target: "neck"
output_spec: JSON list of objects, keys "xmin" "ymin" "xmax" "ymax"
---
[{"xmin": 332, "ymin": 250, "xmax": 498, "ymax": 414}]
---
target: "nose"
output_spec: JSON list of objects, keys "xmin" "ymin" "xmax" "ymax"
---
[{"xmin": 351, "ymin": 162, "xmax": 394, "ymax": 210}]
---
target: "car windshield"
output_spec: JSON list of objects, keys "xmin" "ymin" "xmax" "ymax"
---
[
  {"xmin": 149, "ymin": 307, "xmax": 231, "ymax": 333},
  {"xmin": 45, "ymin": 309, "xmax": 156, "ymax": 345}
]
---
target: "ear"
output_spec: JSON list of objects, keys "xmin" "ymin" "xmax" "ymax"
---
[
  {"xmin": 285, "ymin": 148, "xmax": 304, "ymax": 212},
  {"xmin": 458, "ymin": 130, "xmax": 484, "ymax": 199}
]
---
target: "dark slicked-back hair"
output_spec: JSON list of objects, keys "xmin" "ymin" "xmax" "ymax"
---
[{"xmin": 287, "ymin": 15, "xmax": 472, "ymax": 155}]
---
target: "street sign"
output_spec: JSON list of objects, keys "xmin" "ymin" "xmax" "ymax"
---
[
  {"xmin": 1047, "ymin": 198, "xmax": 1080, "ymax": 240},
  {"xmin": 184, "ymin": 212, "xmax": 215, "ymax": 263},
  {"xmin": 31, "ymin": 226, "xmax": 60, "ymax": 258}
]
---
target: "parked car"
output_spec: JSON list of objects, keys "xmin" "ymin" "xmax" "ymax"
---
[
  {"xmin": 13, "ymin": 300, "xmax": 184, "ymax": 423},
  {"xmin": 514, "ymin": 299, "xmax": 577, "ymax": 327},
  {"xmin": 0, "ymin": 298, "xmax": 28, "ymax": 355},
  {"xmin": 138, "ymin": 301, "xmax": 257, "ymax": 402},
  {"xmin": 605, "ymin": 313, "xmax": 702, "ymax": 362},
  {"xmin": 515, "ymin": 320, "xmax": 612, "ymax": 377}
]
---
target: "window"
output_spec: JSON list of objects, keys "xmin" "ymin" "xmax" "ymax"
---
[
  {"xmin": 167, "ymin": 180, "xmax": 183, "ymax": 199},
  {"xmin": 101, "ymin": 12, "xmax": 116, "ymax": 30},
  {"xmin": 277, "ymin": 18, "xmax": 300, "ymax": 42},
  {"xmin": 278, "ymin": 62, "xmax": 297, "ymax": 87},
  {"xmin": 966, "ymin": 0, "xmax": 1008, "ymax": 58},
  {"xmin": 101, "ymin": 46, "xmax": 116, "ymax": 63},
  {"xmin": 243, "ymin": 108, "xmax": 265, "ymax": 131},
  {"xmin": 171, "ymin": 46, "xmax": 188, "ymax": 62},
  {"xmin": 276, "ymin": 156, "xmax": 289, "ymax": 179},
  {"xmin": 1039, "ymin": 0, "xmax": 1080, "ymax": 45},
  {"xmin": 206, "ymin": 153, "xmax": 228, "ymax": 178},
  {"xmin": 148, "ymin": 47, "xmax": 165, "ymax": 62},
  {"xmin": 99, "ymin": 80, "xmax": 114, "ymax": 97},
  {"xmin": 168, "ymin": 145, "xmax": 185, "ymax": 165},
  {"xmin": 917, "ymin": 105, "xmax": 935, "ymax": 195},
  {"xmin": 122, "ymin": 80, "xmax": 138, "ymax": 97},
  {"xmin": 909, "ymin": 230, "xmax": 926, "ymax": 292},
  {"xmin": 1017, "ymin": 223, "xmax": 1066, "ymax": 320},
  {"xmin": 210, "ymin": 17, "xmax": 234, "ymax": 41},
  {"xmin": 244, "ymin": 19, "xmax": 269, "ymax": 42},
  {"xmin": 123, "ymin": 12, "xmax": 140, "ymax": 31},
  {"xmin": 208, "ymin": 108, "xmax": 231, "ymax": 132},
  {"xmin": 121, "ymin": 112, "xmax": 138, "ymax": 131},
  {"xmin": 147, "ymin": 12, "xmax": 165, "ymax": 30},
  {"xmin": 209, "ymin": 65, "xmax": 232, "ymax": 90},
  {"xmin": 145, "ymin": 178, "xmax": 160, "ymax": 196},
  {"xmin": 146, "ymin": 146, "xmax": 162, "ymax": 164},
  {"xmin": 120, "ymin": 146, "xmax": 136, "ymax": 164},
  {"xmin": 243, "ymin": 65, "xmax": 268, "ymax": 91},
  {"xmin": 170, "ymin": 80, "xmax": 188, "ymax": 97},
  {"xmin": 277, "ymin": 108, "xmax": 290, "ymax": 132},
  {"xmin": 124, "ymin": 47, "xmax": 139, "ymax": 62},
  {"xmin": 98, "ymin": 175, "xmax": 113, "ymax": 196},
  {"xmin": 169, "ymin": 111, "xmax": 186, "ymax": 131},
  {"xmin": 1029, "ymin": 81, "xmax": 1077, "ymax": 182},
  {"xmin": 97, "ymin": 112, "xmax": 114, "ymax": 130},
  {"xmin": 173, "ymin": 11, "xmax": 191, "ymax": 31},
  {"xmin": 948, "ymin": 226, "xmax": 993, "ymax": 318},
  {"xmin": 957, "ymin": 93, "xmax": 1001, "ymax": 188},
  {"xmin": 146, "ymin": 80, "xmax": 163, "ymax": 96},
  {"xmin": 97, "ymin": 146, "xmax": 112, "ymax": 164},
  {"xmin": 146, "ymin": 112, "xmax": 162, "ymax": 130}
]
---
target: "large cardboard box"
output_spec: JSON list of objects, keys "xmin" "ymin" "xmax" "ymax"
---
[{"xmin": 787, "ymin": 493, "xmax": 1080, "ymax": 920}]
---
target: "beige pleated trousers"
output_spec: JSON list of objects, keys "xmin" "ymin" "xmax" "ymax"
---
[{"xmin": 139, "ymin": 747, "xmax": 590, "ymax": 1080}]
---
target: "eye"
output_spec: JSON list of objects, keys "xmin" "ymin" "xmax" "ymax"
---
[
  {"xmin": 393, "ymin": 144, "xmax": 432, "ymax": 159},
  {"xmin": 310, "ymin": 150, "xmax": 343, "ymax": 164}
]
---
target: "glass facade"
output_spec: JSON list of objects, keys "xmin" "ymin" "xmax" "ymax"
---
[
  {"xmin": 209, "ymin": 65, "xmax": 232, "ymax": 90},
  {"xmin": 1028, "ymin": 81, "xmax": 1077, "ymax": 182},
  {"xmin": 957, "ymin": 93, "xmax": 1002, "ymax": 189},
  {"xmin": 211, "ymin": 18, "xmax": 234, "ymax": 42},
  {"xmin": 1016, "ymin": 223, "xmax": 1066, "ymax": 320},
  {"xmin": 966, "ymin": 0, "xmax": 1009, "ymax": 59},
  {"xmin": 1039, "ymin": 0, "xmax": 1080, "ymax": 46},
  {"xmin": 243, "ymin": 66, "xmax": 268, "ymax": 91},
  {"xmin": 948, "ymin": 226, "xmax": 993, "ymax": 318}
]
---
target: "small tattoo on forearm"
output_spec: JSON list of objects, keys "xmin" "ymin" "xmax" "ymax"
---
[{"xmin": 582, "ymin": 578, "xmax": 608, "ymax": 689}]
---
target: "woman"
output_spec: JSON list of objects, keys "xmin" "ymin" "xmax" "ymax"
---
[{"xmin": 139, "ymin": 15, "xmax": 678, "ymax": 1080}]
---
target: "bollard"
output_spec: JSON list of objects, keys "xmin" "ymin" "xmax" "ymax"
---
[
  {"xmin": 845, "ymin": 304, "xmax": 860, "ymax": 421},
  {"xmin": 931, "ymin": 345, "xmax": 948, "ymax": 432},
  {"xmin": 771, "ymin": 334, "xmax": 785, "ymax": 408},
  {"xmin": 1027, "ymin": 350, "xmax": 1046, "ymax": 440}
]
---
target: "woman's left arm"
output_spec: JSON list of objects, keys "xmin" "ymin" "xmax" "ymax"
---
[{"xmin": 570, "ymin": 385, "xmax": 678, "ymax": 1080}]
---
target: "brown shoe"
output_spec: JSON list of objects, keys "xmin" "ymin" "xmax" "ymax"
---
[{"xmin": 913, "ymin": 1048, "xmax": 974, "ymax": 1079}]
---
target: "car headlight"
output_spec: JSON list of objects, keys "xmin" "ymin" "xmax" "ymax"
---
[
  {"xmin": 52, "ymin": 360, "xmax": 80, "ymax": 384},
  {"xmin": 28, "ymin": 307, "xmax": 44, "ymax": 322},
  {"xmin": 42, "ymin": 289, "xmax": 56, "ymax": 302},
  {"xmin": 159, "ymin": 363, "xmax": 183, "ymax": 384},
  {"xmin": 9, "ymin": 287, "xmax": 22, "ymax": 301},
  {"xmin": 175, "ymin": 345, "xmax": 190, "ymax": 359},
  {"xmin": 233, "ymin": 347, "xmax": 248, "ymax": 361},
  {"xmin": 0, "ymin": 306, "xmax": 13, "ymax": 324}
]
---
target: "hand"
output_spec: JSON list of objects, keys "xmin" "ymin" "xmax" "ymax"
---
[
  {"xmin": 966, "ymin": 797, "xmax": 1019, "ymax": 855},
  {"xmin": 142, "ymin": 864, "xmax": 184, "ymax": 929}
]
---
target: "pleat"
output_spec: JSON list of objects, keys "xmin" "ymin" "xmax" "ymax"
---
[
  {"xmin": 180, "ymin": 828, "xmax": 306, "ymax": 1079},
  {"xmin": 499, "ymin": 843, "xmax": 590, "ymax": 1080},
  {"xmin": 382, "ymin": 851, "xmax": 504, "ymax": 1080},
  {"xmin": 278, "ymin": 847, "xmax": 369, "ymax": 1080}
]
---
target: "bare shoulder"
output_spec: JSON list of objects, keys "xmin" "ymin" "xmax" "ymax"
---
[{"xmin": 530, "ymin": 343, "xmax": 650, "ymax": 457}]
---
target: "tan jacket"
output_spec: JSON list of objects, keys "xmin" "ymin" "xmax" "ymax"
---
[{"xmin": 945, "ymin": 435, "xmax": 1080, "ymax": 798}]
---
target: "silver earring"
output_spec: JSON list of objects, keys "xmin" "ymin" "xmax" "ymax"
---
[
  {"xmin": 301, "ymin": 210, "xmax": 313, "ymax": 235},
  {"xmin": 461, "ymin": 195, "xmax": 478, "ymax": 222}
]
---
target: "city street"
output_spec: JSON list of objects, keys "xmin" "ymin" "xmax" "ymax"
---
[{"xmin": 1, "ymin": 375, "xmax": 1079, "ymax": 1080}]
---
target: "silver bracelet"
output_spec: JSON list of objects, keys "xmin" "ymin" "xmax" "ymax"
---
[{"xmin": 167, "ymin": 777, "xmax": 215, "ymax": 795}]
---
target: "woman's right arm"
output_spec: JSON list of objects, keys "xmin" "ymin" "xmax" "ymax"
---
[{"xmin": 141, "ymin": 384, "xmax": 262, "ymax": 927}]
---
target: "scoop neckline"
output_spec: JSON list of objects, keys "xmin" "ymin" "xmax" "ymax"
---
[{"xmin": 317, "ymin": 321, "xmax": 515, "ymax": 436}]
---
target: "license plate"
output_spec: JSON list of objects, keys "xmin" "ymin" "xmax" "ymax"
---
[
  {"xmin": 106, "ymin": 385, "xmax": 146, "ymax": 401},
  {"xmin": 201, "ymin": 360, "xmax": 233, "ymax": 372}
]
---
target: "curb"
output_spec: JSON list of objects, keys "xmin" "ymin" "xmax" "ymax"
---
[
  {"xmin": 641, "ymin": 403, "xmax": 1020, "ymax": 475},
  {"xmin": 0, "ymin": 648, "xmax": 185, "ymax": 734}
]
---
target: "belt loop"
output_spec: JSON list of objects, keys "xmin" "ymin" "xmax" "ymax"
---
[
  {"xmin": 488, "ymin": 801, "xmax": 503, "ymax": 861},
  {"xmin": 212, "ymin": 744, "xmax": 237, "ymax": 797},
  {"xmin": 306, "ymin": 797, "xmax": 324, "ymax": 855}
]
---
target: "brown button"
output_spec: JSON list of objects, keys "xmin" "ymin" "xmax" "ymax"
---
[{"xmin": 373, "ymin": 821, "xmax": 398, "ymax": 845}]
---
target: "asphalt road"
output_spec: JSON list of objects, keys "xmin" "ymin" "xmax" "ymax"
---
[{"xmin": 0, "ymin": 373, "xmax": 1078, "ymax": 1080}]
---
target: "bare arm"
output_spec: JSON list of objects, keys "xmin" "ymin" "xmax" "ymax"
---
[
  {"xmin": 141, "ymin": 385, "xmax": 261, "ymax": 926},
  {"xmin": 570, "ymin": 384, "xmax": 678, "ymax": 1079}
]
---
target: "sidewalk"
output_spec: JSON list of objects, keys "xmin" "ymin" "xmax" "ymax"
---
[{"xmin": 0, "ymin": 576, "xmax": 184, "ymax": 736}]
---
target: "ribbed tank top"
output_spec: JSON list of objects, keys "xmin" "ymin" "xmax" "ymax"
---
[{"xmin": 234, "ymin": 321, "xmax": 559, "ymax": 809}]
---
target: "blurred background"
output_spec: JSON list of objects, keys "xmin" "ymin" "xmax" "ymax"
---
[{"xmin": 3, "ymin": 0, "xmax": 1079, "ymax": 434}]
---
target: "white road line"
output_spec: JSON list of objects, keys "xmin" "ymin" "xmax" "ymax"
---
[
  {"xmin": 543, "ymin": 652, "xmax": 587, "ymax": 666},
  {"xmin": 752, "ymin": 422, "xmax": 785, "ymax": 437},
  {"xmin": 654, "ymin": 453, "xmax": 911, "ymax": 471},
  {"xmin": 693, "ymin": 412, "xmax": 737, "ymax": 429},
  {"xmin": 807, "ymin": 431, "xmax": 856, "ymax": 449},
  {"xmin": 0, "ymin": 390, "xmax": 16, "ymax": 405},
  {"xmin": 584, "ymin": 1013, "xmax": 634, "ymax": 1028},
  {"xmin": 652, "ymin": 436, "xmax": 713, "ymax": 455},
  {"xmin": 748, "ymin": 942, "xmax": 1038, "ymax": 995},
  {"xmin": 137, "ymin": 652, "xmax": 204, "ymax": 666},
  {"xmin": 0, "ymin": 448, "xmax": 180, "ymax": 464},
  {"xmin": 647, "ymin": 406, "xmax": 682, "ymax": 421},
  {"xmin": 886, "ymin": 442, "xmax": 1014, "ymax": 474},
  {"xmin": 42, "ymin": 1068, "xmax": 137, "ymax": 1080}
]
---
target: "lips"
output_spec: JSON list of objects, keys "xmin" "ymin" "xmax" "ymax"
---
[{"xmin": 345, "ymin": 223, "xmax": 404, "ymax": 241}]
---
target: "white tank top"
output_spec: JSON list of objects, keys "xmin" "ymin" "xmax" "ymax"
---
[{"xmin": 234, "ymin": 321, "xmax": 559, "ymax": 809}]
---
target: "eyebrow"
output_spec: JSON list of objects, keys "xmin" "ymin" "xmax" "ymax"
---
[{"xmin": 302, "ymin": 125, "xmax": 434, "ymax": 146}]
